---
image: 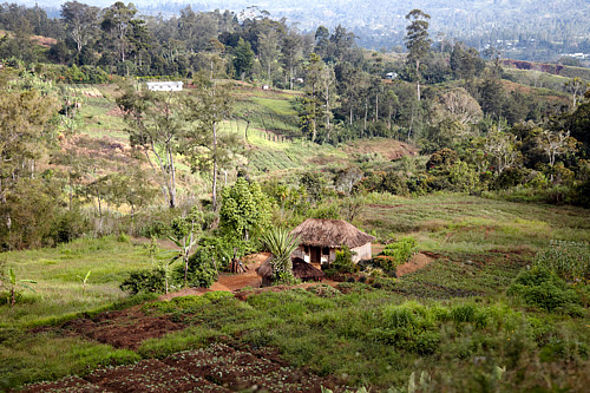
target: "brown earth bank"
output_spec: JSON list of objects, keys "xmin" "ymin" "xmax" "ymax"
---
[{"xmin": 343, "ymin": 138, "xmax": 419, "ymax": 161}]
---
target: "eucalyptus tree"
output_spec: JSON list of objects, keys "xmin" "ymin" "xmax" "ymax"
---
[
  {"xmin": 61, "ymin": 1, "xmax": 99, "ymax": 56},
  {"xmin": 405, "ymin": 9, "xmax": 431, "ymax": 101},
  {"xmin": 281, "ymin": 29, "xmax": 304, "ymax": 89},
  {"xmin": 182, "ymin": 76, "xmax": 238, "ymax": 212},
  {"xmin": 117, "ymin": 84, "xmax": 184, "ymax": 209}
]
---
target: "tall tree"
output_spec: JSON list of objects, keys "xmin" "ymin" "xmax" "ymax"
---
[
  {"xmin": 281, "ymin": 29, "xmax": 303, "ymax": 89},
  {"xmin": 232, "ymin": 38, "xmax": 254, "ymax": 80},
  {"xmin": 117, "ymin": 84, "xmax": 183, "ymax": 209},
  {"xmin": 61, "ymin": 1, "xmax": 99, "ymax": 56},
  {"xmin": 100, "ymin": 2, "xmax": 137, "ymax": 68},
  {"xmin": 182, "ymin": 77, "xmax": 237, "ymax": 212},
  {"xmin": 0, "ymin": 73, "xmax": 56, "ymax": 235},
  {"xmin": 258, "ymin": 28, "xmax": 280, "ymax": 84},
  {"xmin": 405, "ymin": 9, "xmax": 431, "ymax": 101},
  {"xmin": 565, "ymin": 77, "xmax": 589, "ymax": 110}
]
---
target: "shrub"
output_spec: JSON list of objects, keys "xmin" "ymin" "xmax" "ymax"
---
[
  {"xmin": 116, "ymin": 233, "xmax": 130, "ymax": 243},
  {"xmin": 493, "ymin": 166, "xmax": 529, "ymax": 190},
  {"xmin": 507, "ymin": 267, "xmax": 582, "ymax": 314},
  {"xmin": 173, "ymin": 248, "xmax": 218, "ymax": 288},
  {"xmin": 426, "ymin": 148, "xmax": 458, "ymax": 170},
  {"xmin": 371, "ymin": 255, "xmax": 400, "ymax": 276},
  {"xmin": 332, "ymin": 246, "xmax": 356, "ymax": 273},
  {"xmin": 50, "ymin": 209, "xmax": 90, "ymax": 244},
  {"xmin": 381, "ymin": 237, "xmax": 417, "ymax": 264},
  {"xmin": 450, "ymin": 304, "xmax": 489, "ymax": 328},
  {"xmin": 381, "ymin": 171, "xmax": 409, "ymax": 195},
  {"xmin": 120, "ymin": 269, "xmax": 166, "ymax": 295}
]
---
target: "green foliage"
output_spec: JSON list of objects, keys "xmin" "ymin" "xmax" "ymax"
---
[
  {"xmin": 173, "ymin": 247, "xmax": 218, "ymax": 288},
  {"xmin": 300, "ymin": 171, "xmax": 327, "ymax": 202},
  {"xmin": 426, "ymin": 148, "xmax": 459, "ymax": 170},
  {"xmin": 448, "ymin": 161, "xmax": 480, "ymax": 193},
  {"xmin": 332, "ymin": 246, "xmax": 356, "ymax": 273},
  {"xmin": 232, "ymin": 38, "xmax": 255, "ymax": 79},
  {"xmin": 309, "ymin": 204, "xmax": 341, "ymax": 220},
  {"xmin": 381, "ymin": 237, "xmax": 418, "ymax": 264},
  {"xmin": 534, "ymin": 240, "xmax": 590, "ymax": 282},
  {"xmin": 220, "ymin": 177, "xmax": 272, "ymax": 240},
  {"xmin": 507, "ymin": 267, "xmax": 582, "ymax": 314},
  {"xmin": 119, "ymin": 268, "xmax": 166, "ymax": 295},
  {"xmin": 261, "ymin": 227, "xmax": 300, "ymax": 275}
]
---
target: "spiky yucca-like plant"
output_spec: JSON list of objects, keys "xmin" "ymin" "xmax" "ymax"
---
[{"xmin": 261, "ymin": 227, "xmax": 299, "ymax": 275}]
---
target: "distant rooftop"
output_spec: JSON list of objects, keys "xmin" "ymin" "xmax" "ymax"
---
[{"xmin": 145, "ymin": 81, "xmax": 183, "ymax": 92}]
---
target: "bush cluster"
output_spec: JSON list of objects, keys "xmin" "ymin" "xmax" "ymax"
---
[{"xmin": 507, "ymin": 267, "xmax": 583, "ymax": 315}]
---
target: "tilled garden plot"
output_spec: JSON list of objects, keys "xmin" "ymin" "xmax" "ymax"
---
[
  {"xmin": 62, "ymin": 308, "xmax": 185, "ymax": 350},
  {"xmin": 19, "ymin": 343, "xmax": 342, "ymax": 393}
]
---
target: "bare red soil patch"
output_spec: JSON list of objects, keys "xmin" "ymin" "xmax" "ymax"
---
[
  {"xmin": 63, "ymin": 308, "xmax": 185, "ymax": 350},
  {"xmin": 396, "ymin": 252, "xmax": 436, "ymax": 277}
]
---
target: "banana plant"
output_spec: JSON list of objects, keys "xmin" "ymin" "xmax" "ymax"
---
[
  {"xmin": 77, "ymin": 270, "xmax": 91, "ymax": 294},
  {"xmin": 6, "ymin": 268, "xmax": 36, "ymax": 307}
]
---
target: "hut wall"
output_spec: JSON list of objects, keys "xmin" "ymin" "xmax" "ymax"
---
[
  {"xmin": 293, "ymin": 246, "xmax": 307, "ymax": 261},
  {"xmin": 329, "ymin": 248, "xmax": 337, "ymax": 263},
  {"xmin": 351, "ymin": 243, "xmax": 372, "ymax": 262}
]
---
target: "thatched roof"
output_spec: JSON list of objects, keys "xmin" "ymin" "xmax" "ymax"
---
[
  {"xmin": 256, "ymin": 257, "xmax": 325, "ymax": 281},
  {"xmin": 292, "ymin": 257, "xmax": 325, "ymax": 281},
  {"xmin": 290, "ymin": 219, "xmax": 375, "ymax": 249}
]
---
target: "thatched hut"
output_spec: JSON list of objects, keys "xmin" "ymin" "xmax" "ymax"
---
[
  {"xmin": 256, "ymin": 256, "xmax": 325, "ymax": 287},
  {"xmin": 290, "ymin": 219, "xmax": 375, "ymax": 264}
]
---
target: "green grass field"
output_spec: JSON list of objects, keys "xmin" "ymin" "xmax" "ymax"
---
[{"xmin": 0, "ymin": 236, "xmax": 154, "ymax": 326}]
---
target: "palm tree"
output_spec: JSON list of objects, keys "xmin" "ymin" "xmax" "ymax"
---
[{"xmin": 261, "ymin": 227, "xmax": 299, "ymax": 275}]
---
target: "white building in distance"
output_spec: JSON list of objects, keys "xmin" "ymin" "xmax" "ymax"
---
[{"xmin": 146, "ymin": 81, "xmax": 183, "ymax": 92}]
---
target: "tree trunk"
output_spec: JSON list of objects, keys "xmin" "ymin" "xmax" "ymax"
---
[
  {"xmin": 416, "ymin": 59, "xmax": 421, "ymax": 101},
  {"xmin": 325, "ymin": 83, "xmax": 330, "ymax": 131},
  {"xmin": 244, "ymin": 118, "xmax": 250, "ymax": 143},
  {"xmin": 364, "ymin": 101, "xmax": 368, "ymax": 131},
  {"xmin": 167, "ymin": 145, "xmax": 177, "ymax": 209},
  {"xmin": 375, "ymin": 94, "xmax": 379, "ymax": 122},
  {"xmin": 212, "ymin": 123, "xmax": 218, "ymax": 212}
]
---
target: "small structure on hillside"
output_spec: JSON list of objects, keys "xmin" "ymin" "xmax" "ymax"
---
[
  {"xmin": 256, "ymin": 256, "xmax": 325, "ymax": 287},
  {"xmin": 290, "ymin": 219, "xmax": 375, "ymax": 264},
  {"xmin": 146, "ymin": 81, "xmax": 184, "ymax": 92}
]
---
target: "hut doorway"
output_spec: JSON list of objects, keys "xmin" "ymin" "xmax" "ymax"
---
[{"xmin": 310, "ymin": 247, "xmax": 322, "ymax": 263}]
